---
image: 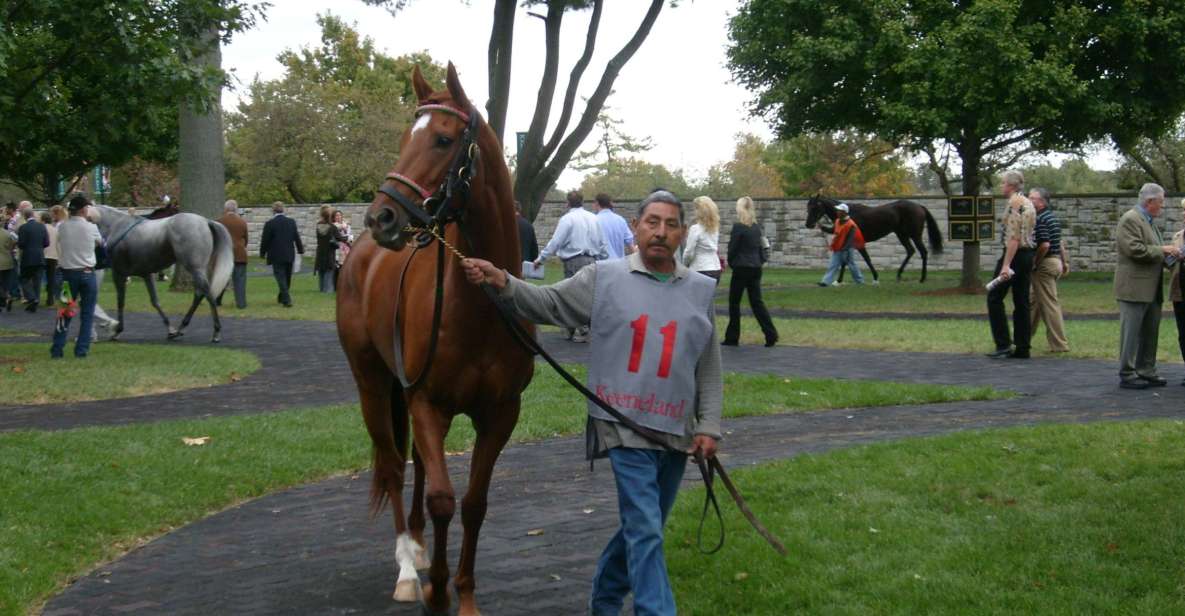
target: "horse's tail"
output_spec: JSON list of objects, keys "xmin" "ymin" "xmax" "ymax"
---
[
  {"xmin": 923, "ymin": 206, "xmax": 944, "ymax": 254},
  {"xmin": 207, "ymin": 220, "xmax": 234, "ymax": 298}
]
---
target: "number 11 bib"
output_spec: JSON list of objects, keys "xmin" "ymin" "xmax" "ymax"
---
[{"xmin": 587, "ymin": 259, "xmax": 716, "ymax": 436}]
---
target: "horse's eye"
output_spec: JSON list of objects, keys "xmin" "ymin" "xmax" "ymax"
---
[{"xmin": 436, "ymin": 135, "xmax": 454, "ymax": 148}]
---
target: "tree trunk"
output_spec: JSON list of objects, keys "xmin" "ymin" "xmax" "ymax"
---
[
  {"xmin": 172, "ymin": 27, "xmax": 225, "ymax": 293},
  {"xmin": 515, "ymin": 0, "xmax": 663, "ymax": 222},
  {"xmin": 959, "ymin": 145, "xmax": 982, "ymax": 289},
  {"xmin": 486, "ymin": 0, "xmax": 515, "ymax": 144}
]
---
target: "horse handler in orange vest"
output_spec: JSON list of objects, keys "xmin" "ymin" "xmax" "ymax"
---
[
  {"xmin": 818, "ymin": 203, "xmax": 866, "ymax": 286},
  {"xmin": 462, "ymin": 190, "xmax": 722, "ymax": 616}
]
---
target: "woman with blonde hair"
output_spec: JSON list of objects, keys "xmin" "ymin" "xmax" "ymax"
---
[
  {"xmin": 723, "ymin": 196, "xmax": 778, "ymax": 347},
  {"xmin": 683, "ymin": 196, "xmax": 722, "ymax": 279}
]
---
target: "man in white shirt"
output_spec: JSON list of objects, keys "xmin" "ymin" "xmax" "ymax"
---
[
  {"xmin": 593, "ymin": 193, "xmax": 636, "ymax": 259},
  {"xmin": 52, "ymin": 195, "xmax": 104, "ymax": 359},
  {"xmin": 535, "ymin": 191, "xmax": 608, "ymax": 342}
]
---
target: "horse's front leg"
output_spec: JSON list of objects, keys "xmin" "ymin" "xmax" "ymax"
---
[
  {"xmin": 858, "ymin": 248, "xmax": 879, "ymax": 283},
  {"xmin": 408, "ymin": 445, "xmax": 430, "ymax": 570},
  {"xmin": 455, "ymin": 399, "xmax": 520, "ymax": 616},
  {"xmin": 409, "ymin": 398, "xmax": 456, "ymax": 616},
  {"xmin": 142, "ymin": 274, "xmax": 175, "ymax": 337}
]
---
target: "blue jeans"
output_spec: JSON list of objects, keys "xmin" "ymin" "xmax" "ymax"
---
[
  {"xmin": 589, "ymin": 447, "xmax": 687, "ymax": 616},
  {"xmin": 317, "ymin": 268, "xmax": 336, "ymax": 293},
  {"xmin": 51, "ymin": 269, "xmax": 98, "ymax": 358},
  {"xmin": 820, "ymin": 249, "xmax": 864, "ymax": 285}
]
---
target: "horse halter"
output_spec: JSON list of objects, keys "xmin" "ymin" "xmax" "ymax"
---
[{"xmin": 377, "ymin": 103, "xmax": 481, "ymax": 235}]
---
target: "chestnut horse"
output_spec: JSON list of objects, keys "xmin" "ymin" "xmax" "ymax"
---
[{"xmin": 336, "ymin": 64, "xmax": 534, "ymax": 616}]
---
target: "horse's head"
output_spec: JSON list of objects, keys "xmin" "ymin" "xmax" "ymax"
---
[
  {"xmin": 366, "ymin": 62, "xmax": 483, "ymax": 250},
  {"xmin": 804, "ymin": 194, "xmax": 836, "ymax": 229}
]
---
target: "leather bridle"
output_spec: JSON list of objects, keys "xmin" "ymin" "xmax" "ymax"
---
[{"xmin": 376, "ymin": 103, "xmax": 481, "ymax": 235}]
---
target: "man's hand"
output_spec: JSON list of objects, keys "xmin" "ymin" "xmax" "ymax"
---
[
  {"xmin": 1061, "ymin": 260, "xmax": 1070, "ymax": 277},
  {"xmin": 687, "ymin": 434, "xmax": 719, "ymax": 459},
  {"xmin": 461, "ymin": 258, "xmax": 508, "ymax": 290},
  {"xmin": 998, "ymin": 266, "xmax": 1013, "ymax": 281},
  {"xmin": 532, "ymin": 257, "xmax": 543, "ymax": 267}
]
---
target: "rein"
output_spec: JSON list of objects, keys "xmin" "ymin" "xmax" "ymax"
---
[
  {"xmin": 104, "ymin": 216, "xmax": 146, "ymax": 256},
  {"xmin": 377, "ymin": 106, "xmax": 787, "ymax": 558}
]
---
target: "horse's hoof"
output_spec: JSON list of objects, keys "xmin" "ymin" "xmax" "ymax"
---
[
  {"xmin": 211, "ymin": 336, "xmax": 221, "ymax": 344},
  {"xmin": 393, "ymin": 579, "xmax": 422, "ymax": 602},
  {"xmin": 420, "ymin": 584, "xmax": 448, "ymax": 615},
  {"xmin": 167, "ymin": 331, "xmax": 183, "ymax": 340}
]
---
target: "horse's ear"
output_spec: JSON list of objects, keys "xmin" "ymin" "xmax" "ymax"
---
[
  {"xmin": 444, "ymin": 62, "xmax": 473, "ymax": 110},
  {"xmin": 412, "ymin": 66, "xmax": 434, "ymax": 103}
]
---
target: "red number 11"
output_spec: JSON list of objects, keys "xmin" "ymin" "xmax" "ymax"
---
[{"xmin": 628, "ymin": 314, "xmax": 677, "ymax": 378}]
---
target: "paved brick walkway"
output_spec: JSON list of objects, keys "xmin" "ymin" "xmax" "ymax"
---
[
  {"xmin": 34, "ymin": 307, "xmax": 1185, "ymax": 614},
  {"xmin": 0, "ymin": 310, "xmax": 355, "ymax": 431}
]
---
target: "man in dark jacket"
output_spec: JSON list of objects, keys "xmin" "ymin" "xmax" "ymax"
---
[
  {"xmin": 515, "ymin": 201, "xmax": 539, "ymax": 262},
  {"xmin": 217, "ymin": 199, "xmax": 250, "ymax": 308},
  {"xmin": 259, "ymin": 201, "xmax": 304, "ymax": 307},
  {"xmin": 16, "ymin": 208, "xmax": 49, "ymax": 312}
]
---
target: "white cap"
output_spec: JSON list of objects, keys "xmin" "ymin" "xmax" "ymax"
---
[{"xmin": 836, "ymin": 203, "xmax": 849, "ymax": 213}]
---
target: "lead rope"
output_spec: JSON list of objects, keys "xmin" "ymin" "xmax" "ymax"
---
[{"xmin": 409, "ymin": 222, "xmax": 788, "ymax": 557}]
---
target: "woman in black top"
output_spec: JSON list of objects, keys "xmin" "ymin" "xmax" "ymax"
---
[{"xmin": 723, "ymin": 197, "xmax": 779, "ymax": 347}]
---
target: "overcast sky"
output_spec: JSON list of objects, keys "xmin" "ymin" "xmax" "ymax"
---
[
  {"xmin": 222, "ymin": 1, "xmax": 776, "ymax": 189},
  {"xmin": 221, "ymin": 1, "xmax": 1118, "ymax": 190}
]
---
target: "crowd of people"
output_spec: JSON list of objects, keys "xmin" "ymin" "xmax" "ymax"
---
[
  {"xmin": 520, "ymin": 190, "xmax": 779, "ymax": 347},
  {"xmin": 0, "ymin": 196, "xmax": 352, "ymax": 357}
]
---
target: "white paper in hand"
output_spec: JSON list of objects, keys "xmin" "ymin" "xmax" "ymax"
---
[{"xmin": 522, "ymin": 261, "xmax": 545, "ymax": 280}]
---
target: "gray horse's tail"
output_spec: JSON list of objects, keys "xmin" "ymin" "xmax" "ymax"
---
[{"xmin": 207, "ymin": 221, "xmax": 234, "ymax": 299}]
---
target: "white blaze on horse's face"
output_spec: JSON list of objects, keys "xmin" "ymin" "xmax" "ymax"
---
[{"xmin": 411, "ymin": 112, "xmax": 432, "ymax": 136}]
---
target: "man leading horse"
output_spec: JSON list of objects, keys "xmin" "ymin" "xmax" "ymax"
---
[{"xmin": 463, "ymin": 189, "xmax": 722, "ymax": 616}]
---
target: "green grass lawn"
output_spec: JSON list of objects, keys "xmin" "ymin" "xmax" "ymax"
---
[
  {"xmin": 666, "ymin": 420, "xmax": 1185, "ymax": 615},
  {"xmin": 0, "ymin": 343, "xmax": 260, "ymax": 405},
  {"xmin": 0, "ymin": 369, "xmax": 1005, "ymax": 615},
  {"xmin": 721, "ymin": 315, "xmax": 1184, "ymax": 363},
  {"xmin": 96, "ymin": 256, "xmax": 337, "ymax": 322},
  {"xmin": 729, "ymin": 268, "xmax": 1119, "ymax": 315}
]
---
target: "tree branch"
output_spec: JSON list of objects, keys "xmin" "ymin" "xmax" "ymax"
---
[
  {"xmin": 923, "ymin": 142, "xmax": 953, "ymax": 197},
  {"xmin": 533, "ymin": 0, "xmax": 664, "ymax": 193},
  {"xmin": 539, "ymin": 0, "xmax": 603, "ymax": 164},
  {"xmin": 980, "ymin": 128, "xmax": 1039, "ymax": 155},
  {"xmin": 485, "ymin": 0, "xmax": 516, "ymax": 144},
  {"xmin": 518, "ymin": 1, "xmax": 565, "ymax": 178}
]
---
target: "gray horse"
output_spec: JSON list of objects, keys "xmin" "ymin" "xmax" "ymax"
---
[{"xmin": 93, "ymin": 205, "xmax": 233, "ymax": 343}]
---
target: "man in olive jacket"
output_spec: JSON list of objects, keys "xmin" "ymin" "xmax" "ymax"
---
[{"xmin": 1115, "ymin": 183, "xmax": 1180, "ymax": 389}]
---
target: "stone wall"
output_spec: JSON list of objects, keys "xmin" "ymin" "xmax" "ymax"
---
[{"xmin": 237, "ymin": 194, "xmax": 1185, "ymax": 273}]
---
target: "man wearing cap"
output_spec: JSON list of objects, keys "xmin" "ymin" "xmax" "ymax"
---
[
  {"xmin": 463, "ymin": 190, "xmax": 722, "ymax": 616},
  {"xmin": 817, "ymin": 203, "xmax": 865, "ymax": 287},
  {"xmin": 51, "ymin": 195, "xmax": 103, "ymax": 358}
]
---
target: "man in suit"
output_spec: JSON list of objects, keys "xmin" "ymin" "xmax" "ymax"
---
[
  {"xmin": 1115, "ymin": 183, "xmax": 1179, "ymax": 389},
  {"xmin": 16, "ymin": 207, "xmax": 49, "ymax": 312},
  {"xmin": 259, "ymin": 201, "xmax": 303, "ymax": 307},
  {"xmin": 217, "ymin": 199, "xmax": 250, "ymax": 309}
]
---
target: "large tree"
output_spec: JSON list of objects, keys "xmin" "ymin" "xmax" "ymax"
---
[
  {"xmin": 765, "ymin": 131, "xmax": 911, "ymax": 197},
  {"xmin": 728, "ymin": 0, "xmax": 1185, "ymax": 287},
  {"xmin": 225, "ymin": 15, "xmax": 446, "ymax": 204},
  {"xmin": 367, "ymin": 0, "xmax": 675, "ymax": 220},
  {"xmin": 1115, "ymin": 116, "xmax": 1185, "ymax": 192},
  {"xmin": 578, "ymin": 157, "xmax": 694, "ymax": 201},
  {"xmin": 0, "ymin": 0, "xmax": 261, "ymax": 204},
  {"xmin": 700, "ymin": 133, "xmax": 783, "ymax": 199}
]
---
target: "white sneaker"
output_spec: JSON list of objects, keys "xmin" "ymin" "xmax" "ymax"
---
[{"xmin": 831, "ymin": 281, "xmax": 842, "ymax": 287}]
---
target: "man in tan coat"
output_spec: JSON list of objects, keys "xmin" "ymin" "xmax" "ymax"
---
[
  {"xmin": 1115, "ymin": 183, "xmax": 1179, "ymax": 389},
  {"xmin": 216, "ymin": 200, "xmax": 249, "ymax": 309}
]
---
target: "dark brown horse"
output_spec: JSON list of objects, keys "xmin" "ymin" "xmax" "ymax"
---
[
  {"xmin": 805, "ymin": 194, "xmax": 944, "ymax": 283},
  {"xmin": 336, "ymin": 64, "xmax": 534, "ymax": 616}
]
